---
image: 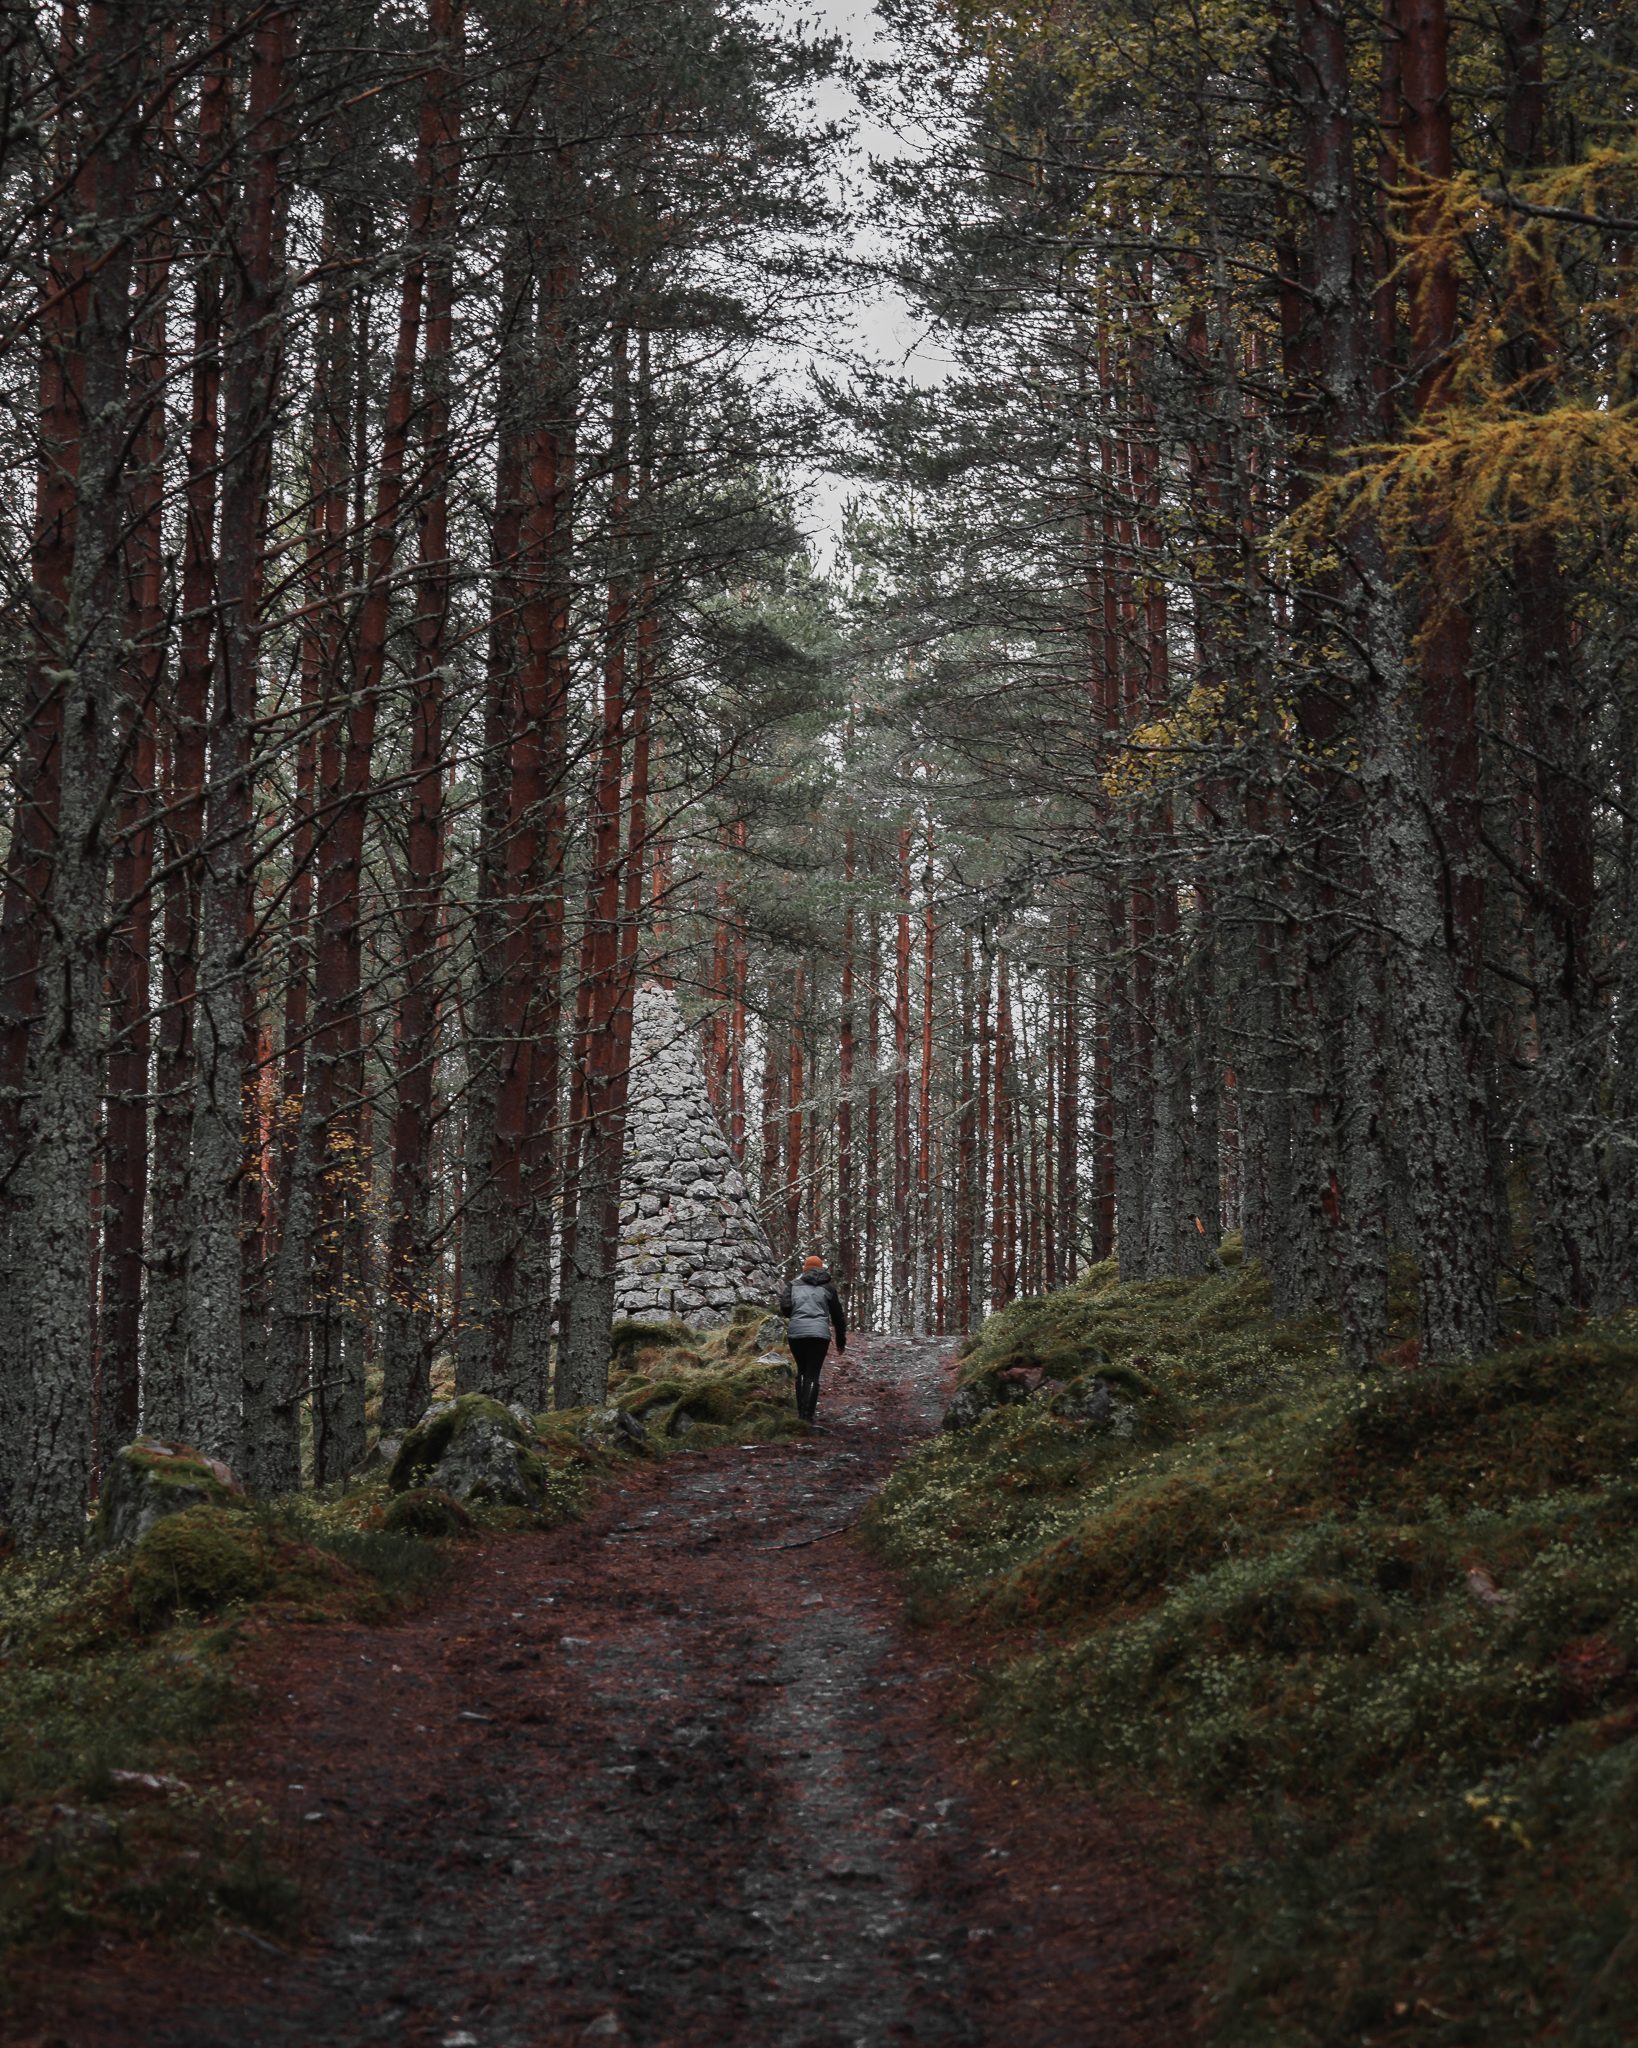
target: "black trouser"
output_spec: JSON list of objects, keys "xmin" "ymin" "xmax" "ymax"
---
[{"xmin": 789, "ymin": 1336, "xmax": 830, "ymax": 1421}]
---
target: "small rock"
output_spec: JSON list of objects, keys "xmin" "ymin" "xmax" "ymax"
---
[
  {"xmin": 1048, "ymin": 1374, "xmax": 1137, "ymax": 1437},
  {"xmin": 941, "ymin": 1381, "xmax": 1002, "ymax": 1432},
  {"xmin": 578, "ymin": 1406, "xmax": 649, "ymax": 1456}
]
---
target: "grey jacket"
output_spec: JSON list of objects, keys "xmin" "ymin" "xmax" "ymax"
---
[{"xmin": 778, "ymin": 1266, "xmax": 847, "ymax": 1347}]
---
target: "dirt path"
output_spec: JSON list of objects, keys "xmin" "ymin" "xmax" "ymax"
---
[{"xmin": 48, "ymin": 1338, "xmax": 1204, "ymax": 2048}]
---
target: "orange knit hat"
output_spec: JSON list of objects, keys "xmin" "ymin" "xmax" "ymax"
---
[{"xmin": 802, "ymin": 1254, "xmax": 825, "ymax": 1270}]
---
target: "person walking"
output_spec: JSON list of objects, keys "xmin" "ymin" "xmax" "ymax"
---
[{"xmin": 779, "ymin": 1254, "xmax": 847, "ymax": 1425}]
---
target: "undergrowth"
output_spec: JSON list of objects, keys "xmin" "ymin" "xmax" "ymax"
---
[
  {"xmin": 0, "ymin": 1486, "xmax": 451, "ymax": 1987},
  {"xmin": 596, "ymin": 1300, "xmax": 800, "ymax": 1448},
  {"xmin": 866, "ymin": 1254, "xmax": 1638, "ymax": 2045}
]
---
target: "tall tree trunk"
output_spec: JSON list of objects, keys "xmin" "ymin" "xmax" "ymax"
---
[
  {"xmin": 558, "ymin": 325, "xmax": 634, "ymax": 1407},
  {"xmin": 97, "ymin": 101, "xmax": 170, "ymax": 1466},
  {"xmin": 917, "ymin": 819, "xmax": 936, "ymax": 1325},
  {"xmin": 8, "ymin": 0, "xmax": 146, "ymax": 1542},
  {"xmin": 837, "ymin": 829, "xmax": 856, "ymax": 1287},
  {"xmin": 146, "ymin": 13, "xmax": 229, "ymax": 1433},
  {"xmin": 785, "ymin": 964, "xmax": 804, "ymax": 1252},
  {"xmin": 1057, "ymin": 930, "xmax": 1079, "ymax": 1281},
  {"xmin": 460, "ymin": 229, "xmax": 529, "ymax": 1390},
  {"xmin": 954, "ymin": 930, "xmax": 976, "ymax": 1329},
  {"xmin": 891, "ymin": 823, "xmax": 912, "ymax": 1329},
  {"xmin": 864, "ymin": 916, "xmax": 882, "ymax": 1328},
  {"xmin": 383, "ymin": 0, "xmax": 463, "ymax": 1430},
  {"xmin": 1298, "ymin": 0, "xmax": 1495, "ymax": 1357},
  {"xmin": 277, "ymin": 20, "xmax": 444, "ymax": 1480},
  {"xmin": 1497, "ymin": 0, "xmax": 1604, "ymax": 1318},
  {"xmin": 187, "ymin": 2, "xmax": 292, "ymax": 1470}
]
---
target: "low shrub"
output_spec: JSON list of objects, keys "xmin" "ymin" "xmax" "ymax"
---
[{"xmin": 379, "ymin": 1487, "xmax": 476, "ymax": 1540}]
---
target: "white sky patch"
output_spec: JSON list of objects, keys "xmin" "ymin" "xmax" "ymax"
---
[{"xmin": 758, "ymin": 0, "xmax": 954, "ymax": 564}]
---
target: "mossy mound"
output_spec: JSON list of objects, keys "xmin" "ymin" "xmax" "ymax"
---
[
  {"xmin": 952, "ymin": 1281, "xmax": 1115, "ymax": 1388},
  {"xmin": 600, "ymin": 1303, "xmax": 797, "ymax": 1448},
  {"xmin": 609, "ymin": 1317, "xmax": 697, "ymax": 1374},
  {"xmin": 96, "ymin": 1438, "xmax": 242, "ymax": 1551},
  {"xmin": 117, "ymin": 1504, "xmax": 387, "ymax": 1634},
  {"xmin": 124, "ymin": 1506, "xmax": 278, "ymax": 1630},
  {"xmin": 380, "ymin": 1487, "xmax": 475, "ymax": 1538},
  {"xmin": 942, "ymin": 1271, "xmax": 1176, "ymax": 1441},
  {"xmin": 0, "ymin": 1489, "xmax": 453, "ymax": 1973},
  {"xmin": 866, "ymin": 1258, "xmax": 1638, "ymax": 2042}
]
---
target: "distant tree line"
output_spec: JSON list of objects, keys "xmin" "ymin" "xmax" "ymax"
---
[{"xmin": 813, "ymin": 0, "xmax": 1638, "ymax": 1366}]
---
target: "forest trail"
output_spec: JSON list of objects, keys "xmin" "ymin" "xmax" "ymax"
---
[{"xmin": 46, "ymin": 1340, "xmax": 1201, "ymax": 2048}]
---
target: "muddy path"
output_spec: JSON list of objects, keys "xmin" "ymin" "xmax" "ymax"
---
[{"xmin": 45, "ymin": 1338, "xmax": 1204, "ymax": 2048}]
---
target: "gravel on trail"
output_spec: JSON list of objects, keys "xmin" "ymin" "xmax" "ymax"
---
[{"xmin": 41, "ymin": 1336, "xmax": 1206, "ymax": 2048}]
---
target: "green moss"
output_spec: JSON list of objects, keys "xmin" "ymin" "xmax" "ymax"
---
[
  {"xmin": 867, "ymin": 1259, "xmax": 1638, "ymax": 2043},
  {"xmin": 125, "ymin": 1508, "xmax": 276, "ymax": 1631},
  {"xmin": 616, "ymin": 1377, "xmax": 687, "ymax": 1416},
  {"xmin": 381, "ymin": 1487, "xmax": 474, "ymax": 1538},
  {"xmin": 610, "ymin": 1317, "xmax": 695, "ymax": 1368},
  {"xmin": 671, "ymin": 1379, "xmax": 743, "ymax": 1428},
  {"xmin": 387, "ymin": 1392, "xmax": 522, "ymax": 1493}
]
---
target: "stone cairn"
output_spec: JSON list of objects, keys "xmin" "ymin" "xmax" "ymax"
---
[{"xmin": 614, "ymin": 983, "xmax": 781, "ymax": 1328}]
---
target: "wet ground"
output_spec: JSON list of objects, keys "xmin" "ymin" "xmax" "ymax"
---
[{"xmin": 38, "ymin": 1337, "xmax": 1204, "ymax": 2048}]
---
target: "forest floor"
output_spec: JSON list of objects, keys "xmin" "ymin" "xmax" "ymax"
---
[{"xmin": 16, "ymin": 1335, "xmax": 1205, "ymax": 2048}]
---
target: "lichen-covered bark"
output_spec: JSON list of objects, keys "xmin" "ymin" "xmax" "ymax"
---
[{"xmin": 8, "ymin": 0, "xmax": 146, "ymax": 1542}]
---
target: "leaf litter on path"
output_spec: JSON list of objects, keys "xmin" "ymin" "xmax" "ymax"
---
[{"xmin": 25, "ymin": 1337, "xmax": 1207, "ymax": 2048}]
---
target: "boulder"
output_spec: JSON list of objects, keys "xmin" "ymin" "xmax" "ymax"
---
[
  {"xmin": 941, "ymin": 1380, "xmax": 1002, "ymax": 1432},
  {"xmin": 1048, "ymin": 1373, "xmax": 1137, "ymax": 1438},
  {"xmin": 388, "ymin": 1394, "xmax": 556, "ymax": 1511},
  {"xmin": 576, "ymin": 1406, "xmax": 651, "ymax": 1455},
  {"xmin": 96, "ymin": 1437, "xmax": 243, "ymax": 1550},
  {"xmin": 940, "ymin": 1373, "xmax": 1032, "ymax": 1433}
]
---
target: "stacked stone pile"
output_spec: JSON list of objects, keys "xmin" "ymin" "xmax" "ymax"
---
[{"xmin": 614, "ymin": 984, "xmax": 781, "ymax": 1328}]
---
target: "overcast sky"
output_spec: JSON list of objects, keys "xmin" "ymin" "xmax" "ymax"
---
[{"xmin": 764, "ymin": 0, "xmax": 951, "ymax": 559}]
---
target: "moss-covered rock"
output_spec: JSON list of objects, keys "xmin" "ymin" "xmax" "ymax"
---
[
  {"xmin": 380, "ymin": 1486, "xmax": 475, "ymax": 1538},
  {"xmin": 96, "ymin": 1438, "xmax": 243, "ymax": 1550},
  {"xmin": 953, "ymin": 1286, "xmax": 1112, "ymax": 1389},
  {"xmin": 942, "ymin": 1374, "xmax": 1028, "ymax": 1432},
  {"xmin": 1046, "ymin": 1373, "xmax": 1138, "ymax": 1437},
  {"xmin": 125, "ymin": 1505, "xmax": 274, "ymax": 1629},
  {"xmin": 610, "ymin": 1316, "xmax": 696, "ymax": 1373},
  {"xmin": 666, "ymin": 1379, "xmax": 744, "ymax": 1435},
  {"xmin": 387, "ymin": 1394, "xmax": 556, "ymax": 1511},
  {"xmin": 576, "ymin": 1406, "xmax": 651, "ymax": 1455}
]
